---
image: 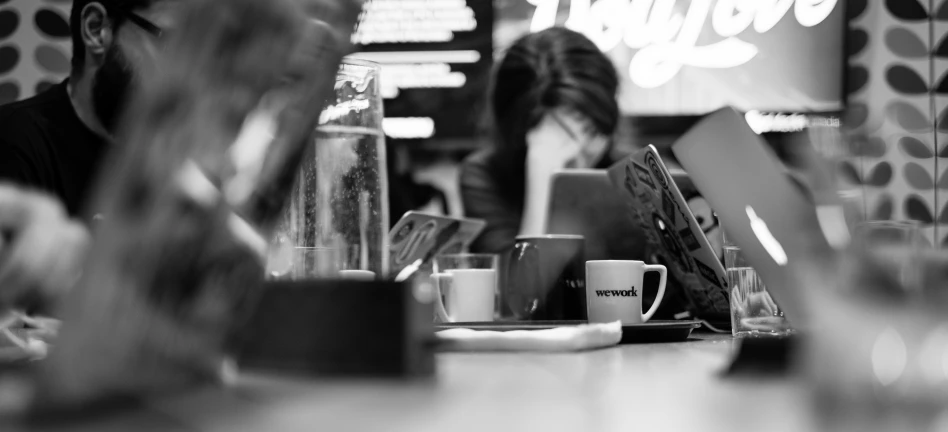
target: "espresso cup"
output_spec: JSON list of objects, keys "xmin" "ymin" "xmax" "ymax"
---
[
  {"xmin": 506, "ymin": 235, "xmax": 586, "ymax": 321},
  {"xmin": 586, "ymin": 260, "xmax": 667, "ymax": 324},
  {"xmin": 432, "ymin": 270, "xmax": 496, "ymax": 322}
]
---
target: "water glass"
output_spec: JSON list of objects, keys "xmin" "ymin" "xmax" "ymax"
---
[
  {"xmin": 434, "ymin": 254, "xmax": 500, "ymax": 320},
  {"xmin": 277, "ymin": 57, "xmax": 390, "ymax": 279},
  {"xmin": 851, "ymin": 220, "xmax": 922, "ymax": 293},
  {"xmin": 292, "ymin": 247, "xmax": 346, "ymax": 279},
  {"xmin": 724, "ymin": 244, "xmax": 793, "ymax": 337},
  {"xmin": 434, "ymin": 254, "xmax": 499, "ymax": 274}
]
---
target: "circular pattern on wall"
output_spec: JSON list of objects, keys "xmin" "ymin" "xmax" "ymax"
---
[
  {"xmin": 854, "ymin": 0, "xmax": 948, "ymax": 242},
  {"xmin": 886, "ymin": 0, "xmax": 929, "ymax": 22},
  {"xmin": 34, "ymin": 80, "xmax": 55, "ymax": 94},
  {"xmin": 937, "ymin": 73, "xmax": 948, "ymax": 93},
  {"xmin": 886, "ymin": 101, "xmax": 931, "ymax": 133},
  {"xmin": 904, "ymin": 163, "xmax": 935, "ymax": 190},
  {"xmin": 0, "ymin": 80, "xmax": 18, "ymax": 104},
  {"xmin": 33, "ymin": 8, "xmax": 68, "ymax": 39},
  {"xmin": 844, "ymin": 102, "xmax": 869, "ymax": 129},
  {"xmin": 848, "ymin": 65, "xmax": 869, "ymax": 94},
  {"xmin": 938, "ymin": 107, "xmax": 948, "ymax": 132},
  {"xmin": 837, "ymin": 161, "xmax": 861, "ymax": 185},
  {"xmin": 0, "ymin": 44, "xmax": 19, "ymax": 74},
  {"xmin": 885, "ymin": 28, "xmax": 929, "ymax": 58},
  {"xmin": 938, "ymin": 0, "xmax": 948, "ymax": 20},
  {"xmin": 865, "ymin": 162, "xmax": 894, "ymax": 187},
  {"xmin": 34, "ymin": 44, "xmax": 68, "ymax": 74},
  {"xmin": 886, "ymin": 65, "xmax": 928, "ymax": 94},
  {"xmin": 849, "ymin": 29, "xmax": 869, "ymax": 57},
  {"xmin": 936, "ymin": 35, "xmax": 948, "ymax": 58},
  {"xmin": 852, "ymin": 136, "xmax": 887, "ymax": 157},
  {"xmin": 849, "ymin": 0, "xmax": 868, "ymax": 20},
  {"xmin": 904, "ymin": 195, "xmax": 935, "ymax": 223},
  {"xmin": 899, "ymin": 136, "xmax": 934, "ymax": 158},
  {"xmin": 872, "ymin": 194, "xmax": 894, "ymax": 220},
  {"xmin": 0, "ymin": 9, "xmax": 18, "ymax": 40},
  {"xmin": 1, "ymin": 2, "xmax": 73, "ymax": 105}
]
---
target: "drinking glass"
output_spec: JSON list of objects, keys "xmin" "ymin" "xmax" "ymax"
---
[
  {"xmin": 851, "ymin": 220, "xmax": 922, "ymax": 293},
  {"xmin": 434, "ymin": 254, "xmax": 499, "ymax": 274},
  {"xmin": 434, "ymin": 254, "xmax": 500, "ymax": 320},
  {"xmin": 273, "ymin": 58, "xmax": 389, "ymax": 279},
  {"xmin": 291, "ymin": 247, "xmax": 346, "ymax": 279},
  {"xmin": 724, "ymin": 243, "xmax": 793, "ymax": 337}
]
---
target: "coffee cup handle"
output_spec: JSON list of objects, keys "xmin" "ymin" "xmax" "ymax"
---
[
  {"xmin": 642, "ymin": 265, "xmax": 667, "ymax": 323},
  {"xmin": 432, "ymin": 273, "xmax": 455, "ymax": 323}
]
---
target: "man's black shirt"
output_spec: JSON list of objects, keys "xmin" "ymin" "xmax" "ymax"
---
[{"xmin": 0, "ymin": 81, "xmax": 109, "ymax": 217}]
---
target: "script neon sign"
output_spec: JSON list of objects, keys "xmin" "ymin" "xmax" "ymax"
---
[{"xmin": 527, "ymin": 0, "xmax": 838, "ymax": 89}]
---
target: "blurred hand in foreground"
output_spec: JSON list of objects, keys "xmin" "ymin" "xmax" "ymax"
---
[{"xmin": 0, "ymin": 184, "xmax": 89, "ymax": 311}]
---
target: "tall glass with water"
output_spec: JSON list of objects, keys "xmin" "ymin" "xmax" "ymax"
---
[
  {"xmin": 269, "ymin": 58, "xmax": 389, "ymax": 279},
  {"xmin": 723, "ymin": 232, "xmax": 793, "ymax": 337}
]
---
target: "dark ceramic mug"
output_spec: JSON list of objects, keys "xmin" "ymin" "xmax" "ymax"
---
[{"xmin": 505, "ymin": 235, "xmax": 586, "ymax": 321}]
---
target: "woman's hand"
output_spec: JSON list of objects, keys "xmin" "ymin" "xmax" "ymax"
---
[
  {"xmin": 519, "ymin": 114, "xmax": 585, "ymax": 237},
  {"xmin": 0, "ymin": 184, "xmax": 89, "ymax": 310},
  {"xmin": 525, "ymin": 114, "xmax": 584, "ymax": 178}
]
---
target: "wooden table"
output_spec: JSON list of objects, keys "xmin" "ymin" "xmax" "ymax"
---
[{"xmin": 7, "ymin": 334, "xmax": 817, "ymax": 432}]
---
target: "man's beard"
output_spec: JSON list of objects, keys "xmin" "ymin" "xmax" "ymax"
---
[{"xmin": 91, "ymin": 44, "xmax": 136, "ymax": 135}]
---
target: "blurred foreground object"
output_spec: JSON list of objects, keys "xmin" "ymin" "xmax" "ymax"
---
[
  {"xmin": 791, "ymin": 126, "xmax": 948, "ymax": 430},
  {"xmin": 0, "ymin": 185, "xmax": 88, "ymax": 313},
  {"xmin": 803, "ymin": 248, "xmax": 948, "ymax": 431},
  {"xmin": 232, "ymin": 279, "xmax": 435, "ymax": 377},
  {"xmin": 19, "ymin": 0, "xmax": 364, "ymax": 412}
]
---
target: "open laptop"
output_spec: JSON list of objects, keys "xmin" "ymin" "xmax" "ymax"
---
[
  {"xmin": 605, "ymin": 146, "xmax": 732, "ymax": 326},
  {"xmin": 546, "ymin": 170, "xmax": 648, "ymax": 262},
  {"xmin": 671, "ymin": 107, "xmax": 834, "ymax": 322},
  {"xmin": 546, "ymin": 169, "xmax": 685, "ymax": 319}
]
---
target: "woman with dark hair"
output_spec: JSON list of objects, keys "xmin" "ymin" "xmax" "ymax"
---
[{"xmin": 460, "ymin": 27, "xmax": 620, "ymax": 254}]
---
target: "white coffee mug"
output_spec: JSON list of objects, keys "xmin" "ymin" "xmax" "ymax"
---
[
  {"xmin": 433, "ymin": 269, "xmax": 495, "ymax": 322},
  {"xmin": 339, "ymin": 270, "xmax": 375, "ymax": 281},
  {"xmin": 585, "ymin": 260, "xmax": 667, "ymax": 324}
]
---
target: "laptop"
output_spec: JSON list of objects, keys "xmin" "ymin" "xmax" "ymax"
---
[
  {"xmin": 546, "ymin": 170, "xmax": 687, "ymax": 319},
  {"xmin": 389, "ymin": 212, "xmax": 486, "ymax": 274},
  {"xmin": 606, "ymin": 146, "xmax": 732, "ymax": 326},
  {"xmin": 671, "ymin": 107, "xmax": 834, "ymax": 322},
  {"xmin": 546, "ymin": 170, "xmax": 648, "ymax": 262}
]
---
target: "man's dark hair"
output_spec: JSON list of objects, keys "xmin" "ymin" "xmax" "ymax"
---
[{"xmin": 70, "ymin": 0, "xmax": 155, "ymax": 75}]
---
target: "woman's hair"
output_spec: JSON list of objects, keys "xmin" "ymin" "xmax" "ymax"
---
[{"xmin": 488, "ymin": 27, "xmax": 619, "ymax": 203}]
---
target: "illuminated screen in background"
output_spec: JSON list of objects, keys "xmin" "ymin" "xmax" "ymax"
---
[
  {"xmin": 496, "ymin": 0, "xmax": 845, "ymax": 116},
  {"xmin": 351, "ymin": 0, "xmax": 494, "ymax": 140}
]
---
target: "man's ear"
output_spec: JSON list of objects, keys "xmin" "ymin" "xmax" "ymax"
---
[{"xmin": 80, "ymin": 2, "xmax": 114, "ymax": 61}]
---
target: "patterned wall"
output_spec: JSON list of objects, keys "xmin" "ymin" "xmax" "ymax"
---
[
  {"xmin": 846, "ymin": 0, "xmax": 948, "ymax": 247},
  {"xmin": 0, "ymin": 0, "xmax": 72, "ymax": 105}
]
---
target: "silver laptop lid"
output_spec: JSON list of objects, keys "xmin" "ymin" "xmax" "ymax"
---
[{"xmin": 672, "ymin": 107, "xmax": 832, "ymax": 320}]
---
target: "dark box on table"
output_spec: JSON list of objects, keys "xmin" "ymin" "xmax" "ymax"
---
[{"xmin": 230, "ymin": 279, "xmax": 435, "ymax": 377}]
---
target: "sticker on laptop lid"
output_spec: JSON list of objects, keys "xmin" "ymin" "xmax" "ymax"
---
[
  {"xmin": 678, "ymin": 227, "xmax": 701, "ymax": 251},
  {"xmin": 633, "ymin": 162, "xmax": 656, "ymax": 190},
  {"xmin": 693, "ymin": 259, "xmax": 722, "ymax": 289},
  {"xmin": 389, "ymin": 212, "xmax": 487, "ymax": 273},
  {"xmin": 607, "ymin": 145, "xmax": 732, "ymax": 318},
  {"xmin": 662, "ymin": 190, "xmax": 678, "ymax": 223},
  {"xmin": 645, "ymin": 152, "xmax": 668, "ymax": 189}
]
